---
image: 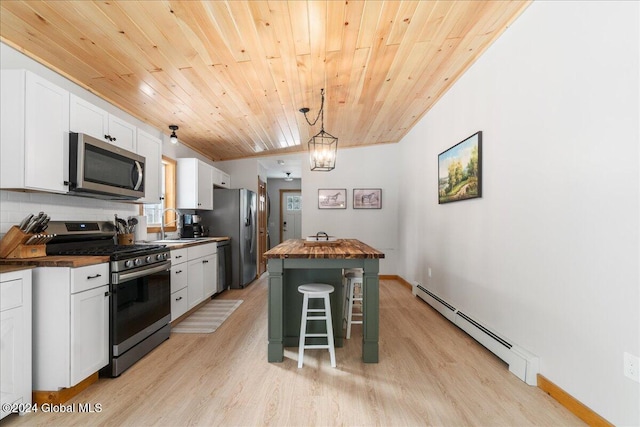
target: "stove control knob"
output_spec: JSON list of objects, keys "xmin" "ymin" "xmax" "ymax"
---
[
  {"xmin": 145, "ymin": 256, "xmax": 152, "ymax": 263},
  {"xmin": 156, "ymin": 254, "xmax": 163, "ymax": 261},
  {"xmin": 134, "ymin": 258, "xmax": 141, "ymax": 266},
  {"xmin": 162, "ymin": 253, "xmax": 168, "ymax": 260},
  {"xmin": 125, "ymin": 260, "xmax": 133, "ymax": 268}
]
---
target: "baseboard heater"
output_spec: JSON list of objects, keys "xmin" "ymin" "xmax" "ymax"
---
[{"xmin": 413, "ymin": 282, "xmax": 539, "ymax": 386}]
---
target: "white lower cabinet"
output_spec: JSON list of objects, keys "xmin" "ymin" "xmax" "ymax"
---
[
  {"xmin": 169, "ymin": 243, "xmax": 218, "ymax": 320},
  {"xmin": 70, "ymin": 284, "xmax": 110, "ymax": 385},
  {"xmin": 32, "ymin": 264, "xmax": 109, "ymax": 390},
  {"xmin": 0, "ymin": 269, "xmax": 32, "ymax": 420},
  {"xmin": 170, "ymin": 288, "xmax": 188, "ymax": 321},
  {"xmin": 187, "ymin": 257, "xmax": 205, "ymax": 309},
  {"xmin": 170, "ymin": 248, "xmax": 189, "ymax": 321},
  {"xmin": 187, "ymin": 244, "xmax": 217, "ymax": 310}
]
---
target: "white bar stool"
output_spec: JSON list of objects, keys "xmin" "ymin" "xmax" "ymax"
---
[
  {"xmin": 297, "ymin": 283, "xmax": 336, "ymax": 368},
  {"xmin": 343, "ymin": 270, "xmax": 363, "ymax": 339}
]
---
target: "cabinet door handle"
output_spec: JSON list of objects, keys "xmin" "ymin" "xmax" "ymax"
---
[
  {"xmin": 175, "ymin": 270, "xmax": 183, "ymax": 274},
  {"xmin": 104, "ymin": 291, "xmax": 111, "ymax": 297},
  {"xmin": 175, "ymin": 255, "xmax": 183, "ymax": 259},
  {"xmin": 203, "ymin": 260, "xmax": 209, "ymax": 264},
  {"xmin": 176, "ymin": 296, "xmax": 183, "ymax": 301},
  {"xmin": 87, "ymin": 274, "xmax": 102, "ymax": 279}
]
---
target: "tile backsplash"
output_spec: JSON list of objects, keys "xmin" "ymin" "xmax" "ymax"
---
[{"xmin": 0, "ymin": 190, "xmax": 139, "ymax": 236}]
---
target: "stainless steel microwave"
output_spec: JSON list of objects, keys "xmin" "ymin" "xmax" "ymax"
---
[{"xmin": 68, "ymin": 132, "xmax": 145, "ymax": 200}]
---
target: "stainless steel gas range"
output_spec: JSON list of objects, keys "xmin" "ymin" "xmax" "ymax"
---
[{"xmin": 46, "ymin": 221, "xmax": 171, "ymax": 377}]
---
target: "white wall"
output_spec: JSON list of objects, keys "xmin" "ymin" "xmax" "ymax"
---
[
  {"xmin": 216, "ymin": 145, "xmax": 400, "ymax": 273},
  {"xmin": 302, "ymin": 144, "xmax": 400, "ymax": 275},
  {"xmin": 214, "ymin": 158, "xmax": 260, "ymax": 194},
  {"xmin": 397, "ymin": 2, "xmax": 639, "ymax": 425}
]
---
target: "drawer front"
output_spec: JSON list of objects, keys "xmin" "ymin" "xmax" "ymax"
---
[
  {"xmin": 71, "ymin": 263, "xmax": 109, "ymax": 294},
  {"xmin": 170, "ymin": 288, "xmax": 188, "ymax": 321},
  {"xmin": 171, "ymin": 248, "xmax": 188, "ymax": 265},
  {"xmin": 0, "ymin": 278, "xmax": 23, "ymax": 311},
  {"xmin": 170, "ymin": 264, "xmax": 188, "ymax": 293},
  {"xmin": 187, "ymin": 242, "xmax": 216, "ymax": 260}
]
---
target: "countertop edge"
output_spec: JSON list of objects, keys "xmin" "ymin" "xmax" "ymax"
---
[
  {"xmin": 151, "ymin": 237, "xmax": 229, "ymax": 249},
  {"xmin": 264, "ymin": 239, "xmax": 385, "ymax": 259},
  {"xmin": 0, "ymin": 255, "xmax": 111, "ymax": 268}
]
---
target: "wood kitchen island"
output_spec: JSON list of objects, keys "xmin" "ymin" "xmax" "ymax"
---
[{"xmin": 264, "ymin": 239, "xmax": 384, "ymax": 364}]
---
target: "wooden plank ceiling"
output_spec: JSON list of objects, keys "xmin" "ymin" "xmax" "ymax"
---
[{"xmin": 0, "ymin": 0, "xmax": 530, "ymax": 162}]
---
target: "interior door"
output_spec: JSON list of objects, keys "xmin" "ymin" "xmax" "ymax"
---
[
  {"xmin": 281, "ymin": 191, "xmax": 302, "ymax": 242},
  {"xmin": 257, "ymin": 179, "xmax": 267, "ymax": 276}
]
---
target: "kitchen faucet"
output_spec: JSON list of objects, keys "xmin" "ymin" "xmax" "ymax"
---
[{"xmin": 160, "ymin": 208, "xmax": 182, "ymax": 240}]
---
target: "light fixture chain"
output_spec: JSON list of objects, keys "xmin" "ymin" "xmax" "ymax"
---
[{"xmin": 302, "ymin": 88, "xmax": 324, "ymax": 127}]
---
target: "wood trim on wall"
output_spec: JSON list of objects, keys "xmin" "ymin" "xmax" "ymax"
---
[
  {"xmin": 143, "ymin": 156, "xmax": 177, "ymax": 233},
  {"xmin": 537, "ymin": 375, "xmax": 613, "ymax": 427},
  {"xmin": 395, "ymin": 273, "xmax": 613, "ymax": 426}
]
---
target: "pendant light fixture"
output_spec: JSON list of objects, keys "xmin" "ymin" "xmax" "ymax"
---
[
  {"xmin": 299, "ymin": 88, "xmax": 338, "ymax": 171},
  {"xmin": 169, "ymin": 125, "xmax": 179, "ymax": 145},
  {"xmin": 284, "ymin": 172, "xmax": 293, "ymax": 181}
]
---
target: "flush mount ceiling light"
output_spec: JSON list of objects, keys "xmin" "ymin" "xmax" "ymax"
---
[
  {"xmin": 284, "ymin": 172, "xmax": 293, "ymax": 181},
  {"xmin": 277, "ymin": 159, "xmax": 285, "ymax": 165},
  {"xmin": 299, "ymin": 88, "xmax": 337, "ymax": 171},
  {"xmin": 169, "ymin": 125, "xmax": 179, "ymax": 145}
]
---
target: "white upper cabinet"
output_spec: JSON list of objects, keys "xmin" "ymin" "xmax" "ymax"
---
[
  {"xmin": 0, "ymin": 70, "xmax": 69, "ymax": 193},
  {"xmin": 177, "ymin": 158, "xmax": 213, "ymax": 210},
  {"xmin": 212, "ymin": 167, "xmax": 231, "ymax": 189},
  {"xmin": 107, "ymin": 115, "xmax": 136, "ymax": 152},
  {"xmin": 136, "ymin": 129, "xmax": 162, "ymax": 204},
  {"xmin": 70, "ymin": 94, "xmax": 136, "ymax": 152}
]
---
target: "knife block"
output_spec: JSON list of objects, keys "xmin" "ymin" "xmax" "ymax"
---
[{"xmin": 0, "ymin": 226, "xmax": 47, "ymax": 259}]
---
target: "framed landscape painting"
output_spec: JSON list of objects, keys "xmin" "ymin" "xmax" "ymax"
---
[
  {"xmin": 353, "ymin": 188, "xmax": 382, "ymax": 209},
  {"xmin": 438, "ymin": 131, "xmax": 482, "ymax": 204},
  {"xmin": 318, "ymin": 188, "xmax": 347, "ymax": 209}
]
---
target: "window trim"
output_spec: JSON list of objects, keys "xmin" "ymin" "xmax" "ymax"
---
[{"xmin": 141, "ymin": 156, "xmax": 177, "ymax": 233}]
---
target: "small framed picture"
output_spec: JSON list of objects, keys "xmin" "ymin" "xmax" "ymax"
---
[
  {"xmin": 353, "ymin": 188, "xmax": 382, "ymax": 209},
  {"xmin": 318, "ymin": 189, "xmax": 347, "ymax": 209}
]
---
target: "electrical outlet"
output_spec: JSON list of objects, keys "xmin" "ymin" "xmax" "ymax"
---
[{"xmin": 624, "ymin": 352, "xmax": 640, "ymax": 382}]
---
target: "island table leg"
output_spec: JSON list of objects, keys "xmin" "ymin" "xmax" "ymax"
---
[
  {"xmin": 267, "ymin": 259, "xmax": 284, "ymax": 362},
  {"xmin": 362, "ymin": 259, "xmax": 380, "ymax": 363}
]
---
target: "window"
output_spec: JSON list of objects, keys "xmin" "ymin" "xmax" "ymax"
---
[
  {"xmin": 141, "ymin": 156, "xmax": 177, "ymax": 233},
  {"xmin": 286, "ymin": 195, "xmax": 302, "ymax": 211}
]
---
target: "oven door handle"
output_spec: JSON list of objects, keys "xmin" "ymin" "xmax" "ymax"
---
[{"xmin": 112, "ymin": 261, "xmax": 171, "ymax": 284}]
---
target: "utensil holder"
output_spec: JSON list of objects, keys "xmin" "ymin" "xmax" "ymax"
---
[
  {"xmin": 0, "ymin": 226, "xmax": 47, "ymax": 259},
  {"xmin": 117, "ymin": 233, "xmax": 134, "ymax": 246}
]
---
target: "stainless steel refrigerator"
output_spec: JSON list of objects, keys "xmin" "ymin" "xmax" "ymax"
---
[{"xmin": 201, "ymin": 188, "xmax": 257, "ymax": 289}]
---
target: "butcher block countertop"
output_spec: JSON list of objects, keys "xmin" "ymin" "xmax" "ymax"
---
[
  {"xmin": 264, "ymin": 239, "xmax": 385, "ymax": 259},
  {"xmin": 0, "ymin": 255, "xmax": 110, "ymax": 268},
  {"xmin": 0, "ymin": 238, "xmax": 229, "ymax": 268},
  {"xmin": 0, "ymin": 264, "xmax": 36, "ymax": 273}
]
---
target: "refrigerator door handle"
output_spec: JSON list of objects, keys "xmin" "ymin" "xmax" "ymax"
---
[{"xmin": 248, "ymin": 207, "xmax": 255, "ymax": 253}]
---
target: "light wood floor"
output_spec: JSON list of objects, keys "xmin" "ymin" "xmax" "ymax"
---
[{"xmin": 2, "ymin": 276, "xmax": 584, "ymax": 426}]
